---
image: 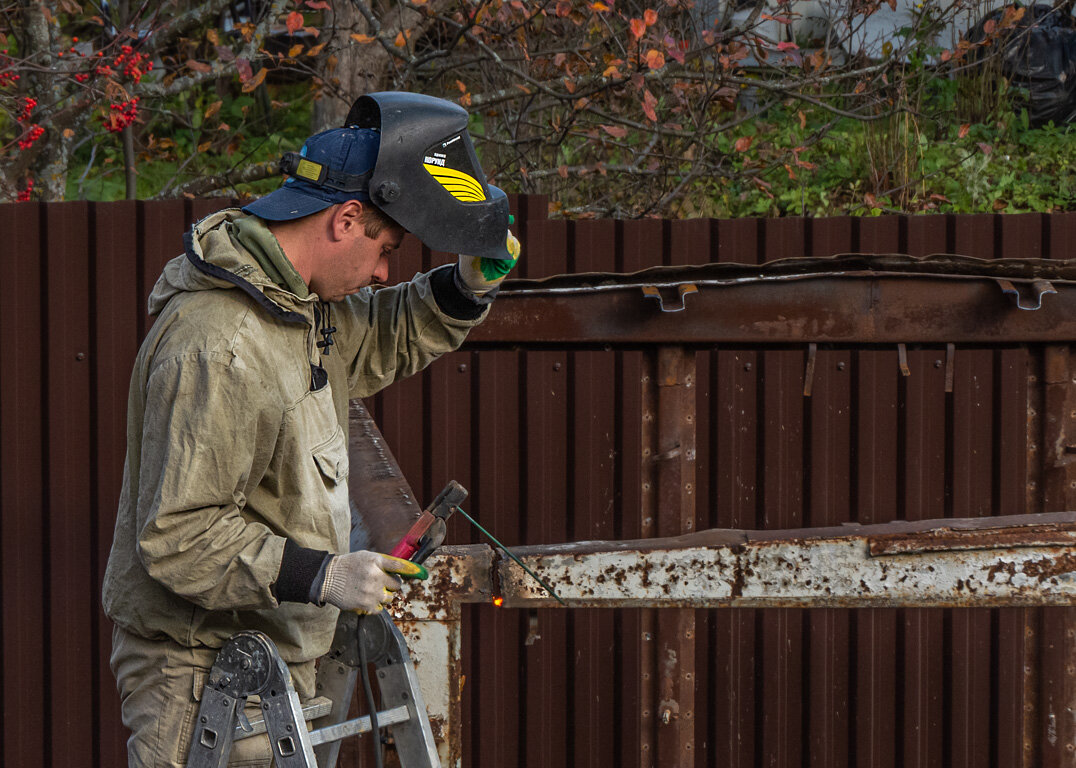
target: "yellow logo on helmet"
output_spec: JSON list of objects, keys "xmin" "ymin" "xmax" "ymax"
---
[{"xmin": 423, "ymin": 164, "xmax": 487, "ymax": 202}]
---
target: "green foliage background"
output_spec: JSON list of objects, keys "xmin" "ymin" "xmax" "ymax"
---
[
  {"xmin": 60, "ymin": 45, "xmax": 1076, "ymax": 218},
  {"xmin": 684, "ymin": 81, "xmax": 1076, "ymax": 219},
  {"xmin": 65, "ymin": 81, "xmax": 313, "ymax": 201}
]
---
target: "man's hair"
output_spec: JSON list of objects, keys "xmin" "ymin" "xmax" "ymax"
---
[{"xmin": 360, "ymin": 204, "xmax": 401, "ymax": 239}]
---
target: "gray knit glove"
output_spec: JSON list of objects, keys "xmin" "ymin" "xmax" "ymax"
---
[{"xmin": 319, "ymin": 551, "xmax": 413, "ymax": 613}]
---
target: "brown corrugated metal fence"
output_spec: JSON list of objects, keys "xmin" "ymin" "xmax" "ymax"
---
[{"xmin": 2, "ymin": 199, "xmax": 1075, "ymax": 767}]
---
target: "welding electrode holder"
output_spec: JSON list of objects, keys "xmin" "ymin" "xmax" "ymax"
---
[{"xmin": 390, "ymin": 481, "xmax": 468, "ymax": 563}]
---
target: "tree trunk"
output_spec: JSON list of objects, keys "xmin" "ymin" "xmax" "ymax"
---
[
  {"xmin": 17, "ymin": 1, "xmax": 72, "ymax": 200},
  {"xmin": 312, "ymin": 1, "xmax": 391, "ymax": 132},
  {"xmin": 123, "ymin": 126, "xmax": 137, "ymax": 199},
  {"xmin": 311, "ymin": 1, "xmax": 438, "ymax": 132}
]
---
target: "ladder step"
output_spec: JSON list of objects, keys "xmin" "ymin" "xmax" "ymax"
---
[
  {"xmin": 233, "ymin": 696, "xmax": 334, "ymax": 741},
  {"xmin": 308, "ymin": 704, "xmax": 411, "ymax": 747}
]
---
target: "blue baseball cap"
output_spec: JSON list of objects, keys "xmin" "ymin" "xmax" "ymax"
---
[{"xmin": 243, "ymin": 127, "xmax": 380, "ymax": 221}]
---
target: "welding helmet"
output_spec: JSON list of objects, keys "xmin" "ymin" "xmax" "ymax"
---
[{"xmin": 344, "ymin": 91, "xmax": 512, "ymax": 261}]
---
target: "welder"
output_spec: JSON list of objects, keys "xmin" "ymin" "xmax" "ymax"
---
[{"xmin": 102, "ymin": 92, "xmax": 520, "ymax": 767}]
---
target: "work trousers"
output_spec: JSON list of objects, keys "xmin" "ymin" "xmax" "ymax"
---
[{"xmin": 111, "ymin": 625, "xmax": 318, "ymax": 767}]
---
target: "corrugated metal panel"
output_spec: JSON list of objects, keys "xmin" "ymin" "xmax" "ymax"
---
[
  {"xmin": 92, "ymin": 200, "xmax": 142, "ymax": 768},
  {"xmin": 46, "ymin": 202, "xmax": 96, "ymax": 766},
  {"xmin": 2, "ymin": 202, "xmax": 47, "ymax": 768},
  {"xmin": 4, "ymin": 201, "xmax": 1076, "ymax": 768},
  {"xmin": 0, "ymin": 199, "xmax": 238, "ymax": 768},
  {"xmin": 434, "ymin": 211, "xmax": 1076, "ymax": 768}
]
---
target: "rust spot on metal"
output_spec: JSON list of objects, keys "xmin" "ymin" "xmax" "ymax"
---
[{"xmin": 988, "ymin": 553, "xmax": 1076, "ymax": 584}]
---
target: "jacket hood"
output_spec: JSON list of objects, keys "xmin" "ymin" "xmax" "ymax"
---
[{"xmin": 148, "ymin": 208, "xmax": 308, "ymax": 324}]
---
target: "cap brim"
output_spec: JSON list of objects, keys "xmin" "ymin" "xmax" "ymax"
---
[{"xmin": 242, "ymin": 185, "xmax": 335, "ymax": 221}]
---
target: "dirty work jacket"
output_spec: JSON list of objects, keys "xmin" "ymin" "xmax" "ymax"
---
[{"xmin": 103, "ymin": 209, "xmax": 486, "ymax": 665}]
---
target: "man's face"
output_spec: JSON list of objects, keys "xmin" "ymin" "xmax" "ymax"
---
[{"xmin": 312, "ymin": 224, "xmax": 404, "ymax": 302}]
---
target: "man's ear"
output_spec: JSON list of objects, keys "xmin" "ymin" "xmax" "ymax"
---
[{"xmin": 329, "ymin": 200, "xmax": 365, "ymax": 241}]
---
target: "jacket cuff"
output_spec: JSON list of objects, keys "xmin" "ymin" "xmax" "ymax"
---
[
  {"xmin": 273, "ymin": 538, "xmax": 331, "ymax": 604},
  {"xmin": 430, "ymin": 264, "xmax": 489, "ymax": 320}
]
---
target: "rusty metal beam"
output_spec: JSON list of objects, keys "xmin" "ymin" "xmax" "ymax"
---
[
  {"xmin": 397, "ymin": 515, "xmax": 1076, "ymax": 763},
  {"xmin": 389, "ymin": 546, "xmax": 493, "ymax": 768},
  {"xmin": 466, "ymin": 270, "xmax": 1076, "ymax": 346},
  {"xmin": 495, "ymin": 515, "xmax": 1076, "ymax": 609},
  {"xmin": 401, "ymin": 514, "xmax": 1076, "ymax": 613},
  {"xmin": 640, "ymin": 348, "xmax": 696, "ymax": 766},
  {"xmin": 1038, "ymin": 346, "xmax": 1076, "ymax": 767}
]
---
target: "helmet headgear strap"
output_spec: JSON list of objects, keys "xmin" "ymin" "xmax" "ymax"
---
[{"xmin": 279, "ymin": 152, "xmax": 373, "ymax": 193}]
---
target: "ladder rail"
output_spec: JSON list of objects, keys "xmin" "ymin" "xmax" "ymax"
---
[{"xmin": 185, "ymin": 613, "xmax": 441, "ymax": 768}]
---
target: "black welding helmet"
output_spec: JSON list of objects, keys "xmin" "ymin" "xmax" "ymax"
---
[{"xmin": 344, "ymin": 91, "xmax": 512, "ymax": 261}]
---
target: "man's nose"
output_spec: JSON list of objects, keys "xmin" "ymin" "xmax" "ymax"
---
[{"xmin": 374, "ymin": 257, "xmax": 389, "ymax": 284}]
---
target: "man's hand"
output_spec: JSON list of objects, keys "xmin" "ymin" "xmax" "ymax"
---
[
  {"xmin": 319, "ymin": 551, "xmax": 423, "ymax": 613},
  {"xmin": 457, "ymin": 230, "xmax": 521, "ymax": 298}
]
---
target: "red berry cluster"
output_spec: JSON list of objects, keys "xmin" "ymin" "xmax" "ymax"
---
[
  {"xmin": 16, "ymin": 178, "xmax": 34, "ymax": 202},
  {"xmin": 16, "ymin": 96, "xmax": 36, "ymax": 122},
  {"xmin": 0, "ymin": 50, "xmax": 20, "ymax": 88},
  {"xmin": 84, "ymin": 44, "xmax": 153, "ymax": 84},
  {"xmin": 102, "ymin": 97, "xmax": 139, "ymax": 133},
  {"xmin": 58, "ymin": 36, "xmax": 87, "ymax": 59},
  {"xmin": 112, "ymin": 45, "xmax": 152, "ymax": 84},
  {"xmin": 18, "ymin": 124, "xmax": 44, "ymax": 150}
]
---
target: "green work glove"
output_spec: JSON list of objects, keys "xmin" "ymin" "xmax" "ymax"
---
[
  {"xmin": 319, "ymin": 551, "xmax": 424, "ymax": 614},
  {"xmin": 456, "ymin": 230, "xmax": 521, "ymax": 301}
]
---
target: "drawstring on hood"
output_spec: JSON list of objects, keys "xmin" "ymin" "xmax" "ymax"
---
[
  {"xmin": 311, "ymin": 302, "xmax": 336, "ymax": 391},
  {"xmin": 314, "ymin": 303, "xmax": 337, "ymax": 356}
]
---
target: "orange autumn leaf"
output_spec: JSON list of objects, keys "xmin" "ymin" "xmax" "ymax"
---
[
  {"xmin": 734, "ymin": 135, "xmax": 753, "ymax": 152},
  {"xmin": 285, "ymin": 11, "xmax": 303, "ymax": 35},
  {"xmin": 645, "ymin": 49, "xmax": 665, "ymax": 69},
  {"xmin": 644, "ymin": 8, "xmax": 658, "ymax": 25},
  {"xmin": 641, "ymin": 88, "xmax": 658, "ymax": 122},
  {"xmin": 350, "ymin": 33, "xmax": 375, "ymax": 44},
  {"xmin": 240, "ymin": 66, "xmax": 267, "ymax": 93},
  {"xmin": 958, "ymin": 123, "xmax": 970, "ymax": 138},
  {"xmin": 630, "ymin": 18, "xmax": 646, "ymax": 39}
]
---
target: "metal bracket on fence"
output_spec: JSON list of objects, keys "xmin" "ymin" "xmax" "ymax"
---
[
  {"xmin": 997, "ymin": 278, "xmax": 1057, "ymax": 310},
  {"xmin": 641, "ymin": 283, "xmax": 697, "ymax": 313},
  {"xmin": 898, "ymin": 343, "xmax": 911, "ymax": 377}
]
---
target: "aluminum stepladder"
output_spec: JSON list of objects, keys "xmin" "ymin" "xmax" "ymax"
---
[{"xmin": 185, "ymin": 610, "xmax": 440, "ymax": 768}]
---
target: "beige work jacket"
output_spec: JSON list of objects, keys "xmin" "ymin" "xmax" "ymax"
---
[{"xmin": 103, "ymin": 209, "xmax": 484, "ymax": 663}]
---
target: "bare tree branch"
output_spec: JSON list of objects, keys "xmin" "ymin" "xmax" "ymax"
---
[{"xmin": 165, "ymin": 159, "xmax": 279, "ymax": 198}]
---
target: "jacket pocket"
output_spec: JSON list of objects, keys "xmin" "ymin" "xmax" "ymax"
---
[
  {"xmin": 191, "ymin": 668, "xmax": 209, "ymax": 702},
  {"xmin": 311, "ymin": 425, "xmax": 349, "ymax": 484}
]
